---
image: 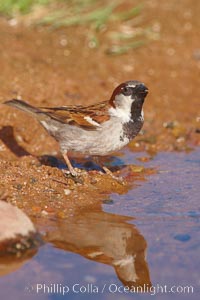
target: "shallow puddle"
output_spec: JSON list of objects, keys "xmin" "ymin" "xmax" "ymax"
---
[{"xmin": 0, "ymin": 148, "xmax": 199, "ymax": 300}]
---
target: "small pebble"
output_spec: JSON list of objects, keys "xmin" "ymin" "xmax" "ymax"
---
[{"xmin": 64, "ymin": 189, "xmax": 71, "ymax": 196}]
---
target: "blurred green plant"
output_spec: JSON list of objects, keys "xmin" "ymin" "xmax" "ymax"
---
[
  {"xmin": 0, "ymin": 0, "xmax": 50, "ymax": 15},
  {"xmin": 39, "ymin": 2, "xmax": 119, "ymax": 30},
  {"xmin": 0, "ymin": 0, "xmax": 159, "ymax": 55},
  {"xmin": 38, "ymin": 1, "xmax": 142, "ymax": 30}
]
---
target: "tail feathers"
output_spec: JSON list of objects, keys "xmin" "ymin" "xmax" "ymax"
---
[{"xmin": 4, "ymin": 99, "xmax": 46, "ymax": 120}]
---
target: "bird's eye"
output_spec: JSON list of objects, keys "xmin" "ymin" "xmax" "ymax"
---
[{"xmin": 122, "ymin": 86, "xmax": 132, "ymax": 96}]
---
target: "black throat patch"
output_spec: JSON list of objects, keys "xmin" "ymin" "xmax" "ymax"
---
[
  {"xmin": 130, "ymin": 98, "xmax": 144, "ymax": 121},
  {"xmin": 121, "ymin": 118, "xmax": 144, "ymax": 141},
  {"xmin": 120, "ymin": 100, "xmax": 144, "ymax": 141}
]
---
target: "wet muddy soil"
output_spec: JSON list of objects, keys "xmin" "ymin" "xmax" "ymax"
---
[{"xmin": 0, "ymin": 0, "xmax": 199, "ymax": 298}]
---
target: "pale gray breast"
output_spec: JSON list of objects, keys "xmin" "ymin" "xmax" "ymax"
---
[{"xmin": 57, "ymin": 118, "xmax": 130, "ymax": 155}]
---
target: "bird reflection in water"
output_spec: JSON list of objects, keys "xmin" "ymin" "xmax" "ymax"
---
[{"xmin": 46, "ymin": 210, "xmax": 151, "ymax": 290}]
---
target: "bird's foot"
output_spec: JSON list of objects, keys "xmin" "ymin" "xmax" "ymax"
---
[
  {"xmin": 62, "ymin": 168, "xmax": 84, "ymax": 184},
  {"xmin": 102, "ymin": 166, "xmax": 125, "ymax": 185},
  {"xmin": 64, "ymin": 169, "xmax": 78, "ymax": 177}
]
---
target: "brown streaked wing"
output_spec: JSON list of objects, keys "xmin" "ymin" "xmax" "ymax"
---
[
  {"xmin": 83, "ymin": 101, "xmax": 110, "ymax": 124},
  {"xmin": 39, "ymin": 100, "xmax": 111, "ymax": 129}
]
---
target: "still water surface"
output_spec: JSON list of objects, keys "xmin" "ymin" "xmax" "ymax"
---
[{"xmin": 0, "ymin": 149, "xmax": 199, "ymax": 300}]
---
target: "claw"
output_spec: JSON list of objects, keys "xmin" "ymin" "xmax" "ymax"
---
[{"xmin": 102, "ymin": 166, "xmax": 125, "ymax": 185}]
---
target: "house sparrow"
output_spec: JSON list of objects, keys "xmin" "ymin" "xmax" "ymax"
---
[{"xmin": 4, "ymin": 80, "xmax": 148, "ymax": 176}]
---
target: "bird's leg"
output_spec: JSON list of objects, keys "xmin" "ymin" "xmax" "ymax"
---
[
  {"xmin": 93, "ymin": 156, "xmax": 113, "ymax": 175},
  {"xmin": 62, "ymin": 151, "xmax": 78, "ymax": 177},
  {"xmin": 93, "ymin": 156, "xmax": 124, "ymax": 183},
  {"xmin": 102, "ymin": 166, "xmax": 114, "ymax": 176},
  {"xmin": 93, "ymin": 156, "xmax": 104, "ymax": 173}
]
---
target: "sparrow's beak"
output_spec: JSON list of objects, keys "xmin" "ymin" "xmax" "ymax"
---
[
  {"xmin": 136, "ymin": 84, "xmax": 149, "ymax": 97},
  {"xmin": 143, "ymin": 88, "xmax": 149, "ymax": 96}
]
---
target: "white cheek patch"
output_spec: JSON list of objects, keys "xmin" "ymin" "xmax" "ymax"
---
[
  {"xmin": 109, "ymin": 106, "xmax": 131, "ymax": 122},
  {"xmin": 115, "ymin": 93, "xmax": 135, "ymax": 106},
  {"xmin": 84, "ymin": 116, "xmax": 100, "ymax": 127},
  {"xmin": 109, "ymin": 93, "xmax": 133, "ymax": 122}
]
